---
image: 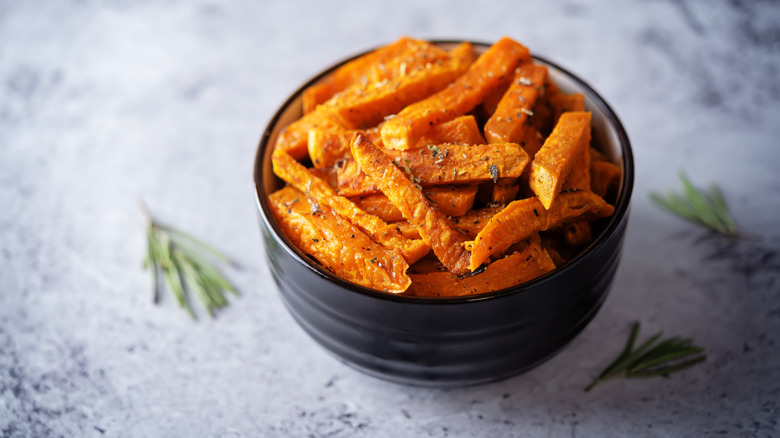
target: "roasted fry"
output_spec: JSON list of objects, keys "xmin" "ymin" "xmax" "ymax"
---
[
  {"xmin": 269, "ymin": 186, "xmax": 411, "ymax": 293},
  {"xmin": 528, "ymin": 111, "xmax": 592, "ymax": 210},
  {"xmin": 380, "ymin": 37, "xmax": 530, "ymax": 150},
  {"xmin": 467, "ymin": 190, "xmax": 614, "ymax": 270},
  {"xmin": 405, "ymin": 238, "xmax": 556, "ymax": 297},
  {"xmin": 336, "ymin": 142, "xmax": 528, "ymax": 197},
  {"xmin": 350, "ymin": 132, "xmax": 472, "ymax": 275},
  {"xmin": 272, "ymin": 149, "xmax": 429, "ymax": 264}
]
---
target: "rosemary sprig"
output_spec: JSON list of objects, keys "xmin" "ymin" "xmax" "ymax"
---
[
  {"xmin": 585, "ymin": 322, "xmax": 706, "ymax": 392},
  {"xmin": 650, "ymin": 172, "xmax": 739, "ymax": 237},
  {"xmin": 140, "ymin": 201, "xmax": 238, "ymax": 319}
]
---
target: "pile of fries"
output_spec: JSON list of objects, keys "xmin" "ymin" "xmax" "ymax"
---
[{"xmin": 268, "ymin": 37, "xmax": 622, "ymax": 297}]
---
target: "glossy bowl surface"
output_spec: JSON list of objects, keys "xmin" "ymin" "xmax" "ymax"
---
[{"xmin": 253, "ymin": 41, "xmax": 634, "ymax": 387}]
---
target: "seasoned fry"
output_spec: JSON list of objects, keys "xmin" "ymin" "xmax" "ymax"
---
[
  {"xmin": 528, "ymin": 111, "xmax": 592, "ymax": 210},
  {"xmin": 591, "ymin": 160, "xmax": 622, "ymax": 199},
  {"xmin": 272, "ymin": 149, "xmax": 429, "ymax": 264},
  {"xmin": 336, "ymin": 142, "xmax": 528, "ymax": 197},
  {"xmin": 467, "ymin": 190, "xmax": 614, "ymax": 270},
  {"xmin": 323, "ymin": 49, "xmax": 471, "ymax": 130},
  {"xmin": 417, "ymin": 115, "xmax": 486, "ymax": 147},
  {"xmin": 276, "ymin": 108, "xmax": 345, "ymax": 161},
  {"xmin": 302, "ymin": 37, "xmax": 451, "ymax": 114},
  {"xmin": 308, "ymin": 125, "xmax": 382, "ymax": 168},
  {"xmin": 269, "ymin": 186, "xmax": 411, "ymax": 293},
  {"xmin": 550, "ymin": 92, "xmax": 586, "ymax": 125},
  {"xmin": 350, "ymin": 132, "xmax": 472, "ymax": 275},
  {"xmin": 307, "ymin": 115, "xmax": 483, "ymax": 169},
  {"xmin": 381, "ymin": 37, "xmax": 530, "ymax": 150},
  {"xmin": 268, "ymin": 37, "xmax": 621, "ymax": 295},
  {"xmin": 405, "ymin": 238, "xmax": 556, "ymax": 297},
  {"xmin": 352, "ymin": 185, "xmax": 479, "ymax": 222},
  {"xmin": 484, "ymin": 63, "xmax": 548, "ymax": 144}
]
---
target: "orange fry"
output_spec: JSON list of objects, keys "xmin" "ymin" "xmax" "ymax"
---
[
  {"xmin": 337, "ymin": 142, "xmax": 528, "ymax": 197},
  {"xmin": 405, "ymin": 239, "xmax": 556, "ymax": 297},
  {"xmin": 272, "ymin": 149, "xmax": 429, "ymax": 264},
  {"xmin": 380, "ymin": 37, "xmax": 530, "ymax": 150},
  {"xmin": 484, "ymin": 63, "xmax": 548, "ymax": 144},
  {"xmin": 269, "ymin": 186, "xmax": 411, "ymax": 293},
  {"xmin": 302, "ymin": 37, "xmax": 450, "ymax": 114},
  {"xmin": 528, "ymin": 111, "xmax": 592, "ymax": 210},
  {"xmin": 467, "ymin": 190, "xmax": 614, "ymax": 270},
  {"xmin": 350, "ymin": 132, "xmax": 472, "ymax": 275},
  {"xmin": 351, "ymin": 185, "xmax": 478, "ymax": 222}
]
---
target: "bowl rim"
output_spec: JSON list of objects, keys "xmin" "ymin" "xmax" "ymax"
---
[{"xmin": 253, "ymin": 39, "xmax": 634, "ymax": 305}]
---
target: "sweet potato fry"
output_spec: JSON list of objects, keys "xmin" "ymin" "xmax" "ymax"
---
[
  {"xmin": 272, "ymin": 149, "xmax": 429, "ymax": 264},
  {"xmin": 337, "ymin": 142, "xmax": 529, "ymax": 197},
  {"xmin": 381, "ymin": 37, "xmax": 530, "ymax": 150},
  {"xmin": 417, "ymin": 115, "xmax": 486, "ymax": 147},
  {"xmin": 308, "ymin": 115, "xmax": 484, "ymax": 169},
  {"xmin": 352, "ymin": 185, "xmax": 479, "ymax": 222},
  {"xmin": 528, "ymin": 111, "xmax": 592, "ymax": 210},
  {"xmin": 350, "ymin": 132, "xmax": 472, "ymax": 275},
  {"xmin": 550, "ymin": 92, "xmax": 586, "ymax": 125},
  {"xmin": 269, "ymin": 186, "xmax": 411, "ymax": 293},
  {"xmin": 275, "ymin": 108, "xmax": 345, "ymax": 161},
  {"xmin": 308, "ymin": 125, "xmax": 383, "ymax": 168},
  {"xmin": 323, "ymin": 51, "xmax": 470, "ymax": 130},
  {"xmin": 466, "ymin": 190, "xmax": 614, "ymax": 270},
  {"xmin": 405, "ymin": 238, "xmax": 556, "ymax": 297},
  {"xmin": 591, "ymin": 160, "xmax": 622, "ymax": 199},
  {"xmin": 484, "ymin": 63, "xmax": 548, "ymax": 144},
  {"xmin": 302, "ymin": 37, "xmax": 450, "ymax": 114}
]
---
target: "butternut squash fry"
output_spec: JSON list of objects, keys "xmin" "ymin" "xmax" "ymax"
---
[
  {"xmin": 337, "ymin": 142, "xmax": 529, "ymax": 197},
  {"xmin": 302, "ymin": 37, "xmax": 449, "ymax": 114},
  {"xmin": 528, "ymin": 111, "xmax": 592, "ymax": 210},
  {"xmin": 272, "ymin": 149, "xmax": 429, "ymax": 264},
  {"xmin": 350, "ymin": 132, "xmax": 472, "ymax": 275},
  {"xmin": 446, "ymin": 205, "xmax": 504, "ymax": 238},
  {"xmin": 381, "ymin": 37, "xmax": 530, "ymax": 150},
  {"xmin": 352, "ymin": 185, "xmax": 479, "ymax": 222},
  {"xmin": 484, "ymin": 63, "xmax": 548, "ymax": 144},
  {"xmin": 467, "ymin": 190, "xmax": 614, "ymax": 270},
  {"xmin": 405, "ymin": 239, "xmax": 556, "ymax": 297},
  {"xmin": 269, "ymin": 186, "xmax": 411, "ymax": 293}
]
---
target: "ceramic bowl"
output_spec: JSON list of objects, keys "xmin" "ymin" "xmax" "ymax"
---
[{"xmin": 253, "ymin": 41, "xmax": 634, "ymax": 387}]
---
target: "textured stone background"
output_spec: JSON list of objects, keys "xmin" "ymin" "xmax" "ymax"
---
[{"xmin": 1, "ymin": 1, "xmax": 779, "ymax": 437}]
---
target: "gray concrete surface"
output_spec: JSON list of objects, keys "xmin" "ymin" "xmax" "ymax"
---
[{"xmin": 1, "ymin": 1, "xmax": 779, "ymax": 436}]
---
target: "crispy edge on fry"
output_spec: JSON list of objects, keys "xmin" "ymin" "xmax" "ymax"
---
[
  {"xmin": 405, "ymin": 238, "xmax": 555, "ymax": 297},
  {"xmin": 269, "ymin": 186, "xmax": 411, "ymax": 293},
  {"xmin": 272, "ymin": 149, "xmax": 429, "ymax": 264},
  {"xmin": 350, "ymin": 132, "xmax": 472, "ymax": 276},
  {"xmin": 467, "ymin": 190, "xmax": 614, "ymax": 271},
  {"xmin": 336, "ymin": 142, "xmax": 528, "ymax": 197},
  {"xmin": 528, "ymin": 111, "xmax": 592, "ymax": 210},
  {"xmin": 380, "ymin": 37, "xmax": 530, "ymax": 150}
]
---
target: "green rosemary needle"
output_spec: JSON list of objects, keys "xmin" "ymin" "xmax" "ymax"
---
[
  {"xmin": 585, "ymin": 322, "xmax": 706, "ymax": 392},
  {"xmin": 140, "ymin": 201, "xmax": 238, "ymax": 319},
  {"xmin": 650, "ymin": 172, "xmax": 739, "ymax": 237}
]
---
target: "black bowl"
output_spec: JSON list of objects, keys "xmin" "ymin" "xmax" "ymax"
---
[{"xmin": 253, "ymin": 41, "xmax": 634, "ymax": 387}]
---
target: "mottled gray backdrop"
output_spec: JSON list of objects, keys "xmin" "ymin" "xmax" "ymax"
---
[{"xmin": 1, "ymin": 1, "xmax": 779, "ymax": 437}]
